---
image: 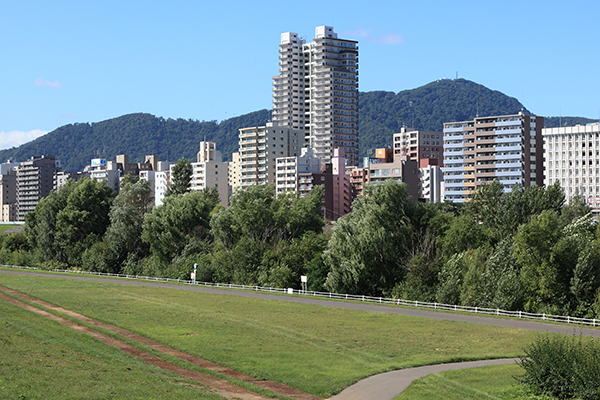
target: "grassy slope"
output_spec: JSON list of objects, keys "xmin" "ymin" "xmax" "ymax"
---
[
  {"xmin": 0, "ymin": 273, "xmax": 539, "ymax": 398},
  {"xmin": 396, "ymin": 363, "xmax": 549, "ymax": 400},
  {"xmin": 0, "ymin": 298, "xmax": 223, "ymax": 400}
]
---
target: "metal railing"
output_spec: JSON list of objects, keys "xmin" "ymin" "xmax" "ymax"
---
[{"xmin": 2, "ymin": 264, "xmax": 598, "ymax": 328}]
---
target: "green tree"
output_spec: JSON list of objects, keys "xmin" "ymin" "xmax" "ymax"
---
[
  {"xmin": 166, "ymin": 157, "xmax": 192, "ymax": 196},
  {"xmin": 84, "ymin": 179, "xmax": 154, "ymax": 273},
  {"xmin": 55, "ymin": 178, "xmax": 114, "ymax": 267},
  {"xmin": 23, "ymin": 179, "xmax": 79, "ymax": 262},
  {"xmin": 142, "ymin": 188, "xmax": 219, "ymax": 263},
  {"xmin": 323, "ymin": 180, "xmax": 414, "ymax": 296}
]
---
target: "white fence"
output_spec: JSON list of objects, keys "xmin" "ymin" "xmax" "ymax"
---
[{"xmin": 2, "ymin": 264, "xmax": 599, "ymax": 328}]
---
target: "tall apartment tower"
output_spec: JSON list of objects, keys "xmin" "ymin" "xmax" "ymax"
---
[
  {"xmin": 272, "ymin": 26, "xmax": 359, "ymax": 166},
  {"xmin": 443, "ymin": 113, "xmax": 543, "ymax": 203}
]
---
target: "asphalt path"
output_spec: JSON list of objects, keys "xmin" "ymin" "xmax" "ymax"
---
[{"xmin": 3, "ymin": 269, "xmax": 599, "ymax": 399}]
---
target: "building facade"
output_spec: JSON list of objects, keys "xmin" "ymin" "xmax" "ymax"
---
[
  {"xmin": 443, "ymin": 113, "xmax": 543, "ymax": 203},
  {"xmin": 238, "ymin": 122, "xmax": 301, "ymax": 188},
  {"xmin": 275, "ymin": 148, "xmax": 321, "ymax": 194},
  {"xmin": 191, "ymin": 141, "xmax": 229, "ymax": 207},
  {"xmin": 272, "ymin": 26, "xmax": 359, "ymax": 166},
  {"xmin": 543, "ymin": 123, "xmax": 600, "ymax": 213},
  {"xmin": 15, "ymin": 155, "xmax": 61, "ymax": 221},
  {"xmin": 393, "ymin": 127, "xmax": 443, "ymax": 164}
]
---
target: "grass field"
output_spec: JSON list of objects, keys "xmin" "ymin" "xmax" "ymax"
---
[
  {"xmin": 0, "ymin": 224, "xmax": 19, "ymax": 234},
  {"xmin": 0, "ymin": 297, "xmax": 223, "ymax": 400},
  {"xmin": 395, "ymin": 363, "xmax": 552, "ymax": 400},
  {"xmin": 0, "ymin": 272, "xmax": 542, "ymax": 398}
]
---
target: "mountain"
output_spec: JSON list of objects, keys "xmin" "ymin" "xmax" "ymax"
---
[
  {"xmin": 0, "ymin": 79, "xmax": 595, "ymax": 170},
  {"xmin": 0, "ymin": 110, "xmax": 270, "ymax": 172}
]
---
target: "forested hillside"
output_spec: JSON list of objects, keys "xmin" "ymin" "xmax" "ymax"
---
[
  {"xmin": 0, "ymin": 79, "xmax": 595, "ymax": 170},
  {"xmin": 0, "ymin": 110, "xmax": 270, "ymax": 171}
]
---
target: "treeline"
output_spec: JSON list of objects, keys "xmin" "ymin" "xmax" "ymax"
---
[{"xmin": 3, "ymin": 177, "xmax": 600, "ymax": 318}]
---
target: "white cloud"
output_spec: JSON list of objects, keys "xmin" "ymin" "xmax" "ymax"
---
[
  {"xmin": 34, "ymin": 78, "xmax": 62, "ymax": 88},
  {"xmin": 344, "ymin": 27, "xmax": 404, "ymax": 45},
  {"xmin": 0, "ymin": 130, "xmax": 48, "ymax": 150}
]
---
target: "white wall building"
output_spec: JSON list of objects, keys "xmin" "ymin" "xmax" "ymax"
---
[
  {"xmin": 420, "ymin": 164, "xmax": 444, "ymax": 203},
  {"xmin": 87, "ymin": 158, "xmax": 120, "ymax": 192},
  {"xmin": 272, "ymin": 26, "xmax": 359, "ymax": 166},
  {"xmin": 275, "ymin": 148, "xmax": 321, "ymax": 194},
  {"xmin": 543, "ymin": 123, "xmax": 600, "ymax": 213}
]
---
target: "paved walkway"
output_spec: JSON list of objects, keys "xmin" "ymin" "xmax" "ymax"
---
[{"xmin": 328, "ymin": 358, "xmax": 517, "ymax": 400}]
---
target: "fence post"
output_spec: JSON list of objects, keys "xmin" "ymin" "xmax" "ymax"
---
[
  {"xmin": 519, "ymin": 311, "xmax": 521, "ymax": 319},
  {"xmin": 434, "ymin": 302, "xmax": 437, "ymax": 309},
  {"xmin": 415, "ymin": 300, "xmax": 418, "ymax": 307},
  {"xmin": 475, "ymin": 307, "xmax": 477, "ymax": 313},
  {"xmin": 543, "ymin": 313, "xmax": 545, "ymax": 320},
  {"xmin": 496, "ymin": 308, "xmax": 499, "ymax": 316},
  {"xmin": 362, "ymin": 295, "xmax": 364, "ymax": 302}
]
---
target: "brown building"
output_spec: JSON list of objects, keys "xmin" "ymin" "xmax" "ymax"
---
[
  {"xmin": 393, "ymin": 127, "xmax": 443, "ymax": 164},
  {"xmin": 16, "ymin": 155, "xmax": 61, "ymax": 221},
  {"xmin": 298, "ymin": 148, "xmax": 352, "ymax": 221}
]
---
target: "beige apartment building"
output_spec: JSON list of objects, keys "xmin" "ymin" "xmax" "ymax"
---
[
  {"xmin": 272, "ymin": 26, "xmax": 359, "ymax": 166},
  {"xmin": 443, "ymin": 113, "xmax": 543, "ymax": 203},
  {"xmin": 237, "ymin": 122, "xmax": 301, "ymax": 188},
  {"xmin": 191, "ymin": 141, "xmax": 229, "ymax": 207}
]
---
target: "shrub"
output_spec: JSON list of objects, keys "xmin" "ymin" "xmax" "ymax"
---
[{"xmin": 519, "ymin": 333, "xmax": 600, "ymax": 399}]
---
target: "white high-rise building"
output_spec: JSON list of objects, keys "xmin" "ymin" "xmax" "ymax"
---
[
  {"xmin": 272, "ymin": 26, "xmax": 359, "ymax": 166},
  {"xmin": 543, "ymin": 123, "xmax": 600, "ymax": 213}
]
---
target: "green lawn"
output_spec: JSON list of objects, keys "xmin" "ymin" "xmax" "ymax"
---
[
  {"xmin": 0, "ymin": 297, "xmax": 223, "ymax": 400},
  {"xmin": 396, "ymin": 363, "xmax": 552, "ymax": 400},
  {"xmin": 0, "ymin": 272, "xmax": 540, "ymax": 398},
  {"xmin": 0, "ymin": 224, "xmax": 19, "ymax": 234}
]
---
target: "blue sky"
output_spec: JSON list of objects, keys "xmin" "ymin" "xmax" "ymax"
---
[{"xmin": 1, "ymin": 0, "xmax": 599, "ymax": 150}]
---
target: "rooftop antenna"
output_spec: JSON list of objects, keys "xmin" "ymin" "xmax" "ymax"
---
[
  {"xmin": 409, "ymin": 101, "xmax": 414, "ymax": 129},
  {"xmin": 455, "ymin": 71, "xmax": 458, "ymax": 80}
]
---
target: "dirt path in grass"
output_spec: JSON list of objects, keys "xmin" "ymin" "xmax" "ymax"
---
[{"xmin": 0, "ymin": 288, "xmax": 321, "ymax": 400}]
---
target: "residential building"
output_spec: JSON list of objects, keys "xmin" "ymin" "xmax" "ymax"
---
[
  {"xmin": 272, "ymin": 26, "xmax": 359, "ymax": 166},
  {"xmin": 443, "ymin": 113, "xmax": 543, "ymax": 203},
  {"xmin": 419, "ymin": 159, "xmax": 444, "ymax": 203},
  {"xmin": 238, "ymin": 122, "xmax": 301, "ymax": 188},
  {"xmin": 191, "ymin": 141, "xmax": 229, "ymax": 207},
  {"xmin": 228, "ymin": 152, "xmax": 241, "ymax": 195},
  {"xmin": 15, "ymin": 155, "xmax": 61, "ymax": 221},
  {"xmin": 393, "ymin": 127, "xmax": 443, "ymax": 164},
  {"xmin": 298, "ymin": 148, "xmax": 351, "ymax": 220},
  {"xmin": 543, "ymin": 123, "xmax": 600, "ymax": 213},
  {"xmin": 153, "ymin": 162, "xmax": 175, "ymax": 207},
  {"xmin": 275, "ymin": 148, "xmax": 321, "ymax": 194},
  {"xmin": 87, "ymin": 158, "xmax": 120, "ymax": 192},
  {"xmin": 55, "ymin": 171, "xmax": 89, "ymax": 191},
  {"xmin": 366, "ymin": 154, "xmax": 420, "ymax": 200}
]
